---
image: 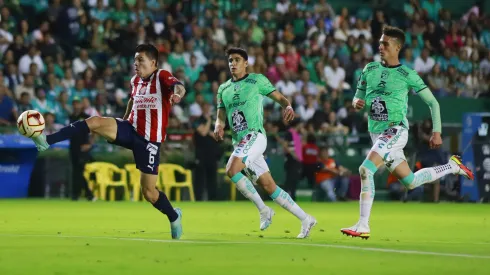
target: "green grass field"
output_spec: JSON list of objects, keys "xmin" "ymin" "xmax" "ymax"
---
[{"xmin": 0, "ymin": 200, "xmax": 489, "ymax": 275}]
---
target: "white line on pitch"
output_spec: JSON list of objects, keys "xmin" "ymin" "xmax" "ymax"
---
[{"xmin": 1, "ymin": 234, "xmax": 489, "ymax": 259}]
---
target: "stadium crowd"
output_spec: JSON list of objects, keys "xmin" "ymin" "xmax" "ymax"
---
[
  {"xmin": 0, "ymin": 0, "xmax": 489, "ymax": 133},
  {"xmin": 0, "ymin": 0, "xmax": 488, "ymax": 202}
]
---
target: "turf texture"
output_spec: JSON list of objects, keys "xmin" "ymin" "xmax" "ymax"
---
[{"xmin": 0, "ymin": 200, "xmax": 489, "ymax": 275}]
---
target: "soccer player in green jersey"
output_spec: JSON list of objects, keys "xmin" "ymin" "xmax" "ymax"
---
[
  {"xmin": 340, "ymin": 26, "xmax": 475, "ymax": 239},
  {"xmin": 214, "ymin": 47, "xmax": 317, "ymax": 238}
]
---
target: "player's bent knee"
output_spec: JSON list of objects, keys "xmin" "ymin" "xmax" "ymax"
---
[
  {"xmin": 226, "ymin": 157, "xmax": 246, "ymax": 178},
  {"xmin": 359, "ymin": 159, "xmax": 378, "ymax": 177},
  {"xmin": 86, "ymin": 116, "xmax": 102, "ymax": 130},
  {"xmin": 400, "ymin": 172, "xmax": 415, "ymax": 189}
]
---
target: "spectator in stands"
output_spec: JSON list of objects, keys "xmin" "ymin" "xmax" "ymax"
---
[
  {"xmin": 193, "ymin": 102, "xmax": 221, "ymax": 201},
  {"xmin": 414, "ymin": 47, "xmax": 435, "ymax": 76},
  {"xmin": 427, "ymin": 63, "xmax": 449, "ymax": 97},
  {"xmin": 313, "ymin": 147, "xmax": 350, "ymax": 201},
  {"xmin": 17, "ymin": 92, "xmax": 32, "ymax": 114},
  {"xmin": 14, "ymin": 74, "xmax": 34, "ymax": 100},
  {"xmin": 73, "ymin": 49, "xmax": 97, "ymax": 77},
  {"xmin": 416, "ymin": 118, "xmax": 443, "ymax": 202},
  {"xmin": 18, "ymin": 45, "xmax": 44, "ymax": 76},
  {"xmin": 302, "ymin": 134, "xmax": 320, "ymax": 189},
  {"xmin": 69, "ymin": 97, "xmax": 94, "ymax": 201},
  {"xmin": 275, "ymin": 119, "xmax": 303, "ymax": 200},
  {"xmin": 0, "ymin": 85, "xmax": 16, "ymax": 126}
]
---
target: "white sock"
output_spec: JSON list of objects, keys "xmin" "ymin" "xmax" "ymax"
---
[
  {"xmin": 359, "ymin": 160, "xmax": 377, "ymax": 226},
  {"xmin": 270, "ymin": 186, "xmax": 307, "ymax": 221},
  {"xmin": 405, "ymin": 162, "xmax": 457, "ymax": 189},
  {"xmin": 231, "ymin": 172, "xmax": 266, "ymax": 211}
]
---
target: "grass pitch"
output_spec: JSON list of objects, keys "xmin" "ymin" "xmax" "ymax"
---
[{"xmin": 0, "ymin": 200, "xmax": 489, "ymax": 275}]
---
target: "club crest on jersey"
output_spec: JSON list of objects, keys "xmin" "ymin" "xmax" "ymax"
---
[
  {"xmin": 381, "ymin": 70, "xmax": 389, "ymax": 80},
  {"xmin": 234, "ymin": 84, "xmax": 240, "ymax": 91},
  {"xmin": 138, "ymin": 86, "xmax": 147, "ymax": 95}
]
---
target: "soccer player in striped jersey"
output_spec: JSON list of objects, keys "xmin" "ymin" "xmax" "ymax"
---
[
  {"xmin": 30, "ymin": 44, "xmax": 185, "ymax": 239},
  {"xmin": 340, "ymin": 26, "xmax": 474, "ymax": 239}
]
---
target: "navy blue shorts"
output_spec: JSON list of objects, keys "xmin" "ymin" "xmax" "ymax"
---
[{"xmin": 109, "ymin": 119, "xmax": 161, "ymax": 175}]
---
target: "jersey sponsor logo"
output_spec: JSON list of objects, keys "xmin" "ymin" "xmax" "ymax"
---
[
  {"xmin": 245, "ymin": 79, "xmax": 257, "ymax": 84},
  {"xmin": 367, "ymin": 65, "xmax": 379, "ymax": 72},
  {"xmin": 370, "ymin": 97, "xmax": 388, "ymax": 121},
  {"xmin": 232, "ymin": 109, "xmax": 248, "ymax": 132},
  {"xmin": 373, "ymin": 90, "xmax": 392, "ymax": 96},
  {"xmin": 233, "ymin": 93, "xmax": 240, "ymax": 100},
  {"xmin": 397, "ymin": 67, "xmax": 409, "ymax": 77},
  {"xmin": 228, "ymin": 101, "xmax": 246, "ymax": 108},
  {"xmin": 134, "ymin": 96, "xmax": 158, "ymax": 109},
  {"xmin": 386, "ymin": 130, "xmax": 402, "ymax": 149},
  {"xmin": 378, "ymin": 136, "xmax": 389, "ymax": 143}
]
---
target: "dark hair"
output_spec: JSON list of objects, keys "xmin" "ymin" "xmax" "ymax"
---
[
  {"xmin": 226, "ymin": 47, "xmax": 248, "ymax": 60},
  {"xmin": 135, "ymin": 44, "xmax": 159, "ymax": 64},
  {"xmin": 382, "ymin": 25, "xmax": 405, "ymax": 46}
]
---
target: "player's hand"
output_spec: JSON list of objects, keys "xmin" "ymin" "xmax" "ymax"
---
[
  {"xmin": 214, "ymin": 124, "xmax": 224, "ymax": 141},
  {"xmin": 353, "ymin": 98, "xmax": 365, "ymax": 110},
  {"xmin": 429, "ymin": 132, "xmax": 442, "ymax": 149},
  {"xmin": 170, "ymin": 94, "xmax": 182, "ymax": 106},
  {"xmin": 283, "ymin": 106, "xmax": 295, "ymax": 122}
]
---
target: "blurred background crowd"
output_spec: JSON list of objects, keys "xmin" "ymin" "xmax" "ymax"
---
[{"xmin": 0, "ymin": 0, "xmax": 489, "ymax": 202}]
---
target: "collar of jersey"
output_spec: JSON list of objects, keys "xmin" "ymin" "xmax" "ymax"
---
[
  {"xmin": 381, "ymin": 62, "xmax": 402, "ymax": 68},
  {"xmin": 141, "ymin": 69, "xmax": 159, "ymax": 81},
  {"xmin": 231, "ymin": 74, "xmax": 249, "ymax": 82}
]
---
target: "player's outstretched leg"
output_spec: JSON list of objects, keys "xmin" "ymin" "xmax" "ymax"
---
[
  {"xmin": 31, "ymin": 117, "xmax": 117, "ymax": 151},
  {"xmin": 398, "ymin": 155, "xmax": 474, "ymax": 190},
  {"xmin": 341, "ymin": 158, "xmax": 378, "ymax": 239},
  {"xmin": 257, "ymin": 172, "xmax": 317, "ymax": 239},
  {"xmin": 141, "ymin": 173, "xmax": 182, "ymax": 239},
  {"xmin": 227, "ymin": 155, "xmax": 280, "ymax": 231}
]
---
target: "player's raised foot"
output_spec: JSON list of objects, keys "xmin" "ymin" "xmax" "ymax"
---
[
  {"xmin": 341, "ymin": 222, "xmax": 370, "ymax": 239},
  {"xmin": 259, "ymin": 206, "xmax": 275, "ymax": 231},
  {"xmin": 449, "ymin": 155, "xmax": 474, "ymax": 180},
  {"xmin": 31, "ymin": 133, "xmax": 50, "ymax": 152},
  {"xmin": 170, "ymin": 208, "xmax": 183, "ymax": 240},
  {"xmin": 297, "ymin": 215, "xmax": 317, "ymax": 239}
]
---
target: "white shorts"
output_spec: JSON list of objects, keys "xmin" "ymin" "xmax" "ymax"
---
[
  {"xmin": 369, "ymin": 126, "xmax": 408, "ymax": 171},
  {"xmin": 227, "ymin": 131, "xmax": 270, "ymax": 184}
]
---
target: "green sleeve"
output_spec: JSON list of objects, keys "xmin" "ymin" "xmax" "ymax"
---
[
  {"xmin": 217, "ymin": 86, "xmax": 225, "ymax": 109},
  {"xmin": 418, "ymin": 89, "xmax": 442, "ymax": 133},
  {"xmin": 257, "ymin": 74, "xmax": 276, "ymax": 96},
  {"xmin": 354, "ymin": 71, "xmax": 367, "ymax": 100}
]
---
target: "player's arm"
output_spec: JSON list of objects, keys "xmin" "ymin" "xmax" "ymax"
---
[
  {"xmin": 353, "ymin": 70, "xmax": 367, "ymax": 110},
  {"xmin": 418, "ymin": 89, "xmax": 441, "ymax": 134},
  {"xmin": 214, "ymin": 86, "xmax": 226, "ymax": 141},
  {"xmin": 122, "ymin": 97, "xmax": 133, "ymax": 120},
  {"xmin": 267, "ymin": 90, "xmax": 295, "ymax": 122},
  {"xmin": 410, "ymin": 69, "xmax": 442, "ymax": 148},
  {"xmin": 214, "ymin": 108, "xmax": 226, "ymax": 141},
  {"xmin": 170, "ymin": 84, "xmax": 186, "ymax": 105}
]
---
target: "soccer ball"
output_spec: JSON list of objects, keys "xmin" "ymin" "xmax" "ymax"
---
[{"xmin": 17, "ymin": 110, "xmax": 45, "ymax": 138}]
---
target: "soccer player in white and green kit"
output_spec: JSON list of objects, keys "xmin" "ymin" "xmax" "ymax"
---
[
  {"xmin": 341, "ymin": 26, "xmax": 475, "ymax": 239},
  {"xmin": 214, "ymin": 47, "xmax": 317, "ymax": 238}
]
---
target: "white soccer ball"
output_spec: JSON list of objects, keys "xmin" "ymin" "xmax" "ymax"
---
[{"xmin": 17, "ymin": 110, "xmax": 45, "ymax": 138}]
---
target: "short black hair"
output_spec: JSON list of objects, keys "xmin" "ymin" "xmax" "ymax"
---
[
  {"xmin": 382, "ymin": 25, "xmax": 405, "ymax": 47},
  {"xmin": 226, "ymin": 47, "xmax": 248, "ymax": 60},
  {"xmin": 135, "ymin": 43, "xmax": 159, "ymax": 63}
]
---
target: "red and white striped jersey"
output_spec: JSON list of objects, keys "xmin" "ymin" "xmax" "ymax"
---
[{"xmin": 127, "ymin": 69, "xmax": 181, "ymax": 143}]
